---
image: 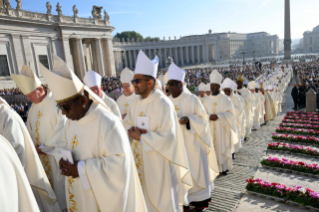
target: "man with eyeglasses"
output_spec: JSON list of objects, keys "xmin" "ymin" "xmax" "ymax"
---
[
  {"xmin": 11, "ymin": 64, "xmax": 67, "ymax": 211},
  {"xmin": 167, "ymin": 63, "xmax": 218, "ymax": 212},
  {"xmin": 40, "ymin": 55, "xmax": 147, "ymax": 212},
  {"xmin": 221, "ymin": 78, "xmax": 242, "ymax": 160},
  {"xmin": 116, "ymin": 68, "xmax": 138, "ymax": 120},
  {"xmin": 124, "ymin": 50, "xmax": 192, "ymax": 212},
  {"xmin": 83, "ymin": 70, "xmax": 121, "ymax": 119},
  {"xmin": 203, "ymin": 70, "xmax": 235, "ymax": 176}
]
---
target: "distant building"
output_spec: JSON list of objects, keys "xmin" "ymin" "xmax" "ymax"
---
[{"xmin": 303, "ymin": 25, "xmax": 319, "ymax": 53}]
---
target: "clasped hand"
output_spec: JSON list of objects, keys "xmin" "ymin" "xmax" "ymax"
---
[
  {"xmin": 59, "ymin": 158, "xmax": 79, "ymax": 178},
  {"xmin": 128, "ymin": 127, "xmax": 148, "ymax": 141},
  {"xmin": 179, "ymin": 116, "xmax": 189, "ymax": 125},
  {"xmin": 210, "ymin": 114, "xmax": 219, "ymax": 121}
]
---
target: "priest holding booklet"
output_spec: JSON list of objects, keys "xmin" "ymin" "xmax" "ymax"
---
[{"xmin": 40, "ymin": 55, "xmax": 147, "ymax": 212}]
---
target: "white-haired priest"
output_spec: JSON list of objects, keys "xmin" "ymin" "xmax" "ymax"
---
[
  {"xmin": 83, "ymin": 70, "xmax": 121, "ymax": 119},
  {"xmin": 123, "ymin": 50, "xmax": 192, "ymax": 212},
  {"xmin": 40, "ymin": 55, "xmax": 147, "ymax": 212}
]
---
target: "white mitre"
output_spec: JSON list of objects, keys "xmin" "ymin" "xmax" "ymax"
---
[
  {"xmin": 163, "ymin": 72, "xmax": 169, "ymax": 85},
  {"xmin": 155, "ymin": 79, "xmax": 162, "ymax": 90},
  {"xmin": 168, "ymin": 63, "xmax": 185, "ymax": 82},
  {"xmin": 221, "ymin": 78, "xmax": 233, "ymax": 89},
  {"xmin": 10, "ymin": 65, "xmax": 42, "ymax": 95},
  {"xmin": 135, "ymin": 50, "xmax": 159, "ymax": 78},
  {"xmin": 158, "ymin": 74, "xmax": 165, "ymax": 87},
  {"xmin": 232, "ymin": 81, "xmax": 237, "ymax": 91},
  {"xmin": 209, "ymin": 69, "xmax": 222, "ymax": 85},
  {"xmin": 40, "ymin": 55, "xmax": 109, "ymax": 109},
  {"xmin": 83, "ymin": 70, "xmax": 101, "ymax": 88},
  {"xmin": 120, "ymin": 67, "xmax": 134, "ymax": 84},
  {"xmin": 248, "ymin": 81, "xmax": 256, "ymax": 90},
  {"xmin": 205, "ymin": 84, "xmax": 211, "ymax": 92},
  {"xmin": 198, "ymin": 82, "xmax": 206, "ymax": 91},
  {"xmin": 256, "ymin": 82, "xmax": 260, "ymax": 89}
]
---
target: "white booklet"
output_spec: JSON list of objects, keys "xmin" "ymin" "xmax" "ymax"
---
[
  {"xmin": 60, "ymin": 149, "xmax": 74, "ymax": 164},
  {"xmin": 38, "ymin": 144, "xmax": 55, "ymax": 156},
  {"xmin": 137, "ymin": 116, "xmax": 152, "ymax": 152}
]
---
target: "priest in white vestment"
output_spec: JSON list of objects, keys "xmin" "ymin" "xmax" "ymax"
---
[
  {"xmin": 0, "ymin": 97, "xmax": 60, "ymax": 212},
  {"xmin": 198, "ymin": 82, "xmax": 207, "ymax": 103},
  {"xmin": 83, "ymin": 69, "xmax": 121, "ymax": 118},
  {"xmin": 221, "ymin": 78, "xmax": 242, "ymax": 159},
  {"xmin": 256, "ymin": 83, "xmax": 265, "ymax": 126},
  {"xmin": 203, "ymin": 70, "xmax": 235, "ymax": 175},
  {"xmin": 40, "ymin": 55, "xmax": 147, "ymax": 212},
  {"xmin": 116, "ymin": 68, "xmax": 138, "ymax": 120},
  {"xmin": 11, "ymin": 65, "xmax": 67, "ymax": 211},
  {"xmin": 264, "ymin": 85, "xmax": 277, "ymax": 121},
  {"xmin": 248, "ymin": 81, "xmax": 261, "ymax": 130},
  {"xmin": 167, "ymin": 64, "xmax": 219, "ymax": 212},
  {"xmin": 123, "ymin": 51, "xmax": 192, "ymax": 212},
  {"xmin": 205, "ymin": 83, "xmax": 211, "ymax": 96},
  {"xmin": 232, "ymin": 82, "xmax": 246, "ymax": 143},
  {"xmin": 0, "ymin": 134, "xmax": 40, "ymax": 212},
  {"xmin": 236, "ymin": 75, "xmax": 252, "ymax": 139}
]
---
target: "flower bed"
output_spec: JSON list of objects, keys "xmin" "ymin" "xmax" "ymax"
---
[
  {"xmin": 272, "ymin": 133, "xmax": 319, "ymax": 145},
  {"xmin": 282, "ymin": 119, "xmax": 319, "ymax": 125},
  {"xmin": 280, "ymin": 123, "xmax": 319, "ymax": 130},
  {"xmin": 260, "ymin": 156, "xmax": 319, "ymax": 177},
  {"xmin": 276, "ymin": 127, "xmax": 319, "ymax": 136},
  {"xmin": 268, "ymin": 142, "xmax": 319, "ymax": 158},
  {"xmin": 285, "ymin": 115, "xmax": 319, "ymax": 121},
  {"xmin": 287, "ymin": 112, "xmax": 319, "ymax": 116},
  {"xmin": 246, "ymin": 178, "xmax": 319, "ymax": 210}
]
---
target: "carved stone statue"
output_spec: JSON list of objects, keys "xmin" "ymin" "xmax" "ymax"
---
[
  {"xmin": 15, "ymin": 0, "xmax": 21, "ymax": 10},
  {"xmin": 104, "ymin": 10, "xmax": 109, "ymax": 21},
  {"xmin": 92, "ymin": 5, "xmax": 103, "ymax": 19},
  {"xmin": 4, "ymin": 0, "xmax": 11, "ymax": 9},
  {"xmin": 73, "ymin": 5, "xmax": 78, "ymax": 18},
  {"xmin": 56, "ymin": 2, "xmax": 62, "ymax": 16},
  {"xmin": 46, "ymin": 2, "xmax": 52, "ymax": 15}
]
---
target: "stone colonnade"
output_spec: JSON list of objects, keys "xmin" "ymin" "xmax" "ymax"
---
[{"xmin": 114, "ymin": 45, "xmax": 212, "ymax": 71}]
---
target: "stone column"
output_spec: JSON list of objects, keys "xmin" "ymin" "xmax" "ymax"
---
[
  {"xmin": 101, "ymin": 38, "xmax": 116, "ymax": 76},
  {"xmin": 169, "ymin": 48, "xmax": 172, "ymax": 58},
  {"xmin": 180, "ymin": 47, "xmax": 184, "ymax": 65},
  {"xmin": 185, "ymin": 46, "xmax": 189, "ymax": 64},
  {"xmin": 21, "ymin": 35, "xmax": 36, "ymax": 73},
  {"xmin": 133, "ymin": 50, "xmax": 137, "ymax": 69},
  {"xmin": 118, "ymin": 51, "xmax": 123, "ymax": 71},
  {"xmin": 61, "ymin": 37, "xmax": 74, "ymax": 71},
  {"xmin": 197, "ymin": 46, "xmax": 201, "ymax": 63},
  {"xmin": 202, "ymin": 45, "xmax": 206, "ymax": 63},
  {"xmin": 128, "ymin": 50, "xmax": 133, "ymax": 69},
  {"xmin": 70, "ymin": 38, "xmax": 86, "ymax": 79},
  {"xmin": 11, "ymin": 34, "xmax": 25, "ymax": 73},
  {"xmin": 124, "ymin": 51, "xmax": 128, "ymax": 68},
  {"xmin": 174, "ymin": 47, "xmax": 178, "ymax": 65},
  {"xmin": 164, "ymin": 48, "xmax": 167, "ymax": 66},
  {"xmin": 92, "ymin": 39, "xmax": 105, "ymax": 76},
  {"xmin": 191, "ymin": 46, "xmax": 195, "ymax": 64},
  {"xmin": 284, "ymin": 0, "xmax": 291, "ymax": 60}
]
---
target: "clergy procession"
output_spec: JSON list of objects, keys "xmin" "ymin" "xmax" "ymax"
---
[{"xmin": 0, "ymin": 49, "xmax": 293, "ymax": 212}]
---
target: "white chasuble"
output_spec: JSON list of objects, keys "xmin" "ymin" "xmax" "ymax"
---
[
  {"xmin": 198, "ymin": 95, "xmax": 206, "ymax": 104},
  {"xmin": 0, "ymin": 103, "xmax": 59, "ymax": 212},
  {"xmin": 203, "ymin": 93, "xmax": 235, "ymax": 172},
  {"xmin": 264, "ymin": 91, "xmax": 276, "ymax": 121},
  {"xmin": 0, "ymin": 135, "xmax": 40, "ymax": 212},
  {"xmin": 252, "ymin": 93, "xmax": 261, "ymax": 130},
  {"xmin": 101, "ymin": 92, "xmax": 121, "ymax": 118},
  {"xmin": 26, "ymin": 92, "xmax": 67, "ymax": 210},
  {"xmin": 237, "ymin": 95, "xmax": 246, "ymax": 141},
  {"xmin": 228, "ymin": 93, "xmax": 242, "ymax": 153},
  {"xmin": 116, "ymin": 92, "xmax": 138, "ymax": 116},
  {"xmin": 169, "ymin": 90, "xmax": 219, "ymax": 203},
  {"xmin": 258, "ymin": 92, "xmax": 265, "ymax": 124},
  {"xmin": 59, "ymin": 102, "xmax": 147, "ymax": 212},
  {"xmin": 237, "ymin": 88, "xmax": 252, "ymax": 137},
  {"xmin": 124, "ymin": 89, "xmax": 192, "ymax": 212}
]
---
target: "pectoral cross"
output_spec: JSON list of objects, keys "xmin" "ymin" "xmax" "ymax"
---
[
  {"xmin": 175, "ymin": 105, "xmax": 180, "ymax": 111},
  {"xmin": 71, "ymin": 135, "xmax": 79, "ymax": 150},
  {"xmin": 139, "ymin": 111, "xmax": 145, "ymax": 117}
]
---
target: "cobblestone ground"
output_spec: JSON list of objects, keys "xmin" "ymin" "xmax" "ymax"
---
[{"xmin": 202, "ymin": 76, "xmax": 298, "ymax": 212}]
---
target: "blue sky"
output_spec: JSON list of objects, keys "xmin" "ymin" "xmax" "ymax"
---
[{"xmin": 15, "ymin": 0, "xmax": 319, "ymax": 39}]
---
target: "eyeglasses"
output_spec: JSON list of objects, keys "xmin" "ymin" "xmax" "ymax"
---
[
  {"xmin": 131, "ymin": 79, "xmax": 149, "ymax": 84},
  {"xmin": 56, "ymin": 96, "xmax": 81, "ymax": 112},
  {"xmin": 166, "ymin": 81, "xmax": 180, "ymax": 86}
]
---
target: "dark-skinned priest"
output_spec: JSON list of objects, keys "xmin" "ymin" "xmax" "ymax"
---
[
  {"xmin": 167, "ymin": 63, "xmax": 219, "ymax": 212},
  {"xmin": 40, "ymin": 55, "xmax": 147, "ymax": 212},
  {"xmin": 123, "ymin": 50, "xmax": 192, "ymax": 212},
  {"xmin": 203, "ymin": 70, "xmax": 235, "ymax": 175}
]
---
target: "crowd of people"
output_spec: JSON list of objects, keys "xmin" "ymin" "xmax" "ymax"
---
[
  {"xmin": 0, "ymin": 50, "xmax": 293, "ymax": 212},
  {"xmin": 0, "ymin": 87, "xmax": 22, "ymax": 95}
]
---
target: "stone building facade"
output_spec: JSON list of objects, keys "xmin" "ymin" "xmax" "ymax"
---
[
  {"xmin": 113, "ymin": 31, "xmax": 279, "ymax": 71},
  {"xmin": 303, "ymin": 25, "xmax": 319, "ymax": 53},
  {"xmin": 0, "ymin": 1, "xmax": 115, "ymax": 88}
]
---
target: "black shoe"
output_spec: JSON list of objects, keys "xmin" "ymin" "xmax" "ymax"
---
[
  {"xmin": 232, "ymin": 153, "xmax": 235, "ymax": 160},
  {"xmin": 196, "ymin": 209, "xmax": 208, "ymax": 212},
  {"xmin": 222, "ymin": 171, "xmax": 228, "ymax": 175},
  {"xmin": 244, "ymin": 138, "xmax": 247, "ymax": 141}
]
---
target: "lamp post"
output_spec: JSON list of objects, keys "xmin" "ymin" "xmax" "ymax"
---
[
  {"xmin": 252, "ymin": 48, "xmax": 257, "ymax": 61},
  {"xmin": 240, "ymin": 49, "xmax": 247, "ymax": 65}
]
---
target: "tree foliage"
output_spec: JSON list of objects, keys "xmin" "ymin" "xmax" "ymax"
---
[{"xmin": 114, "ymin": 31, "xmax": 160, "ymax": 42}]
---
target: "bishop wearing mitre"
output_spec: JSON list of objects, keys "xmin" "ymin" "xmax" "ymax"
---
[
  {"xmin": 124, "ymin": 50, "xmax": 192, "ymax": 212},
  {"xmin": 11, "ymin": 65, "xmax": 67, "ymax": 211},
  {"xmin": 198, "ymin": 82, "xmax": 207, "ymax": 103},
  {"xmin": 40, "ymin": 55, "xmax": 147, "ymax": 212},
  {"xmin": 232, "ymin": 82, "xmax": 246, "ymax": 144},
  {"xmin": 203, "ymin": 70, "xmax": 235, "ymax": 175},
  {"xmin": 248, "ymin": 81, "xmax": 261, "ymax": 130},
  {"xmin": 83, "ymin": 69, "xmax": 121, "ymax": 118},
  {"xmin": 116, "ymin": 68, "xmax": 138, "ymax": 119},
  {"xmin": 0, "ymin": 134, "xmax": 40, "ymax": 212},
  {"xmin": 0, "ymin": 96, "xmax": 60, "ymax": 212},
  {"xmin": 167, "ymin": 64, "xmax": 219, "ymax": 212}
]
